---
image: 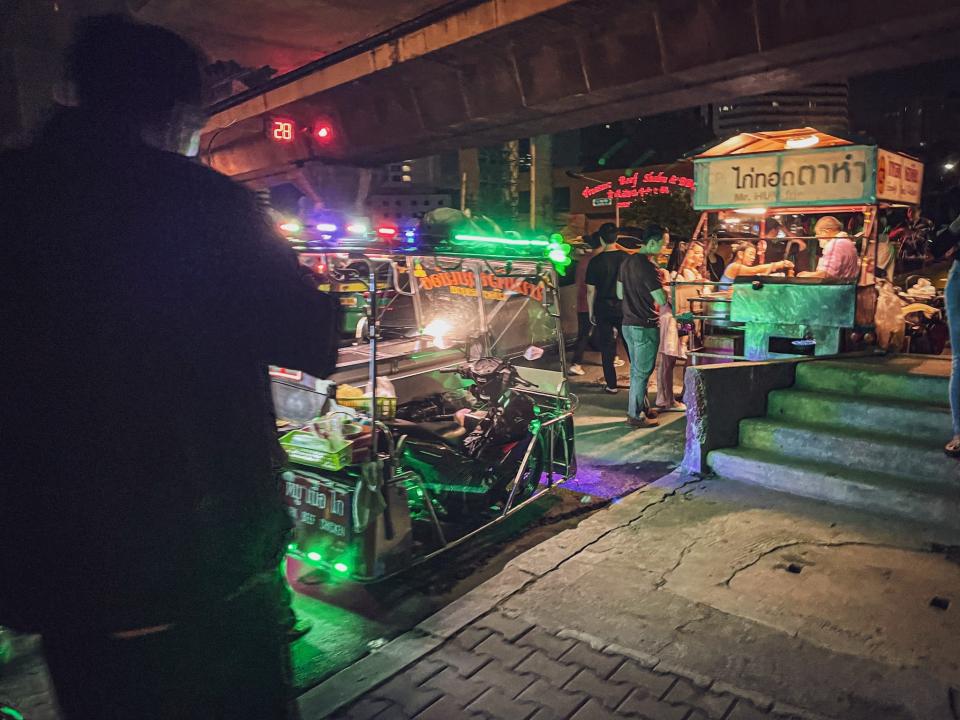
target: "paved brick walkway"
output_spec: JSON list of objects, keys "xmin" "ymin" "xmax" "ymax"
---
[{"xmin": 331, "ymin": 611, "xmax": 829, "ymax": 720}]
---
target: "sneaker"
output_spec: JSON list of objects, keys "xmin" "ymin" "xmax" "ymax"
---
[
  {"xmin": 567, "ymin": 363, "xmax": 586, "ymax": 376},
  {"xmin": 613, "ymin": 357, "xmax": 625, "ymax": 367},
  {"xmin": 643, "ymin": 406, "xmax": 659, "ymax": 420},
  {"xmin": 626, "ymin": 415, "xmax": 659, "ymax": 428},
  {"xmin": 286, "ymin": 618, "xmax": 313, "ymax": 643},
  {"xmin": 603, "ymin": 386, "xmax": 619, "ymax": 394}
]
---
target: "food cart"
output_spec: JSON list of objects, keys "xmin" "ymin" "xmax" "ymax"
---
[
  {"xmin": 676, "ymin": 128, "xmax": 924, "ymax": 362},
  {"xmin": 271, "ymin": 223, "xmax": 577, "ymax": 583}
]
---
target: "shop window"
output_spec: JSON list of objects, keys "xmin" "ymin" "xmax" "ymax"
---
[{"xmin": 553, "ymin": 187, "xmax": 571, "ymax": 213}]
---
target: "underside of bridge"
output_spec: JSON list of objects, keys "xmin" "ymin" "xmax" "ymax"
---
[{"xmin": 200, "ymin": 0, "xmax": 960, "ymax": 179}]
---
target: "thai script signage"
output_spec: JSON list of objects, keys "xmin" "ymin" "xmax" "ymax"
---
[
  {"xmin": 419, "ymin": 270, "xmax": 545, "ymax": 302},
  {"xmin": 876, "ymin": 149, "xmax": 923, "ymax": 205},
  {"xmin": 283, "ymin": 469, "xmax": 350, "ymax": 540},
  {"xmin": 694, "ymin": 146, "xmax": 877, "ymax": 209},
  {"xmin": 573, "ymin": 166, "xmax": 694, "ymax": 212}
]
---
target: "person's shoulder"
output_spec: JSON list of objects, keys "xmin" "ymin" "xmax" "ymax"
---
[{"xmin": 151, "ymin": 151, "xmax": 251, "ymax": 202}]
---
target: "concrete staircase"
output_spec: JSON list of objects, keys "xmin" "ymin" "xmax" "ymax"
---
[{"xmin": 708, "ymin": 356, "xmax": 960, "ymax": 525}]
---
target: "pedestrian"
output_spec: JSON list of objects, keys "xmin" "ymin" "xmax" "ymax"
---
[
  {"xmin": 568, "ymin": 231, "xmax": 602, "ymax": 376},
  {"xmin": 617, "ymin": 225, "xmax": 668, "ymax": 427},
  {"xmin": 932, "ymin": 212, "xmax": 960, "ymax": 457},
  {"xmin": 0, "ymin": 15, "xmax": 338, "ymax": 720},
  {"xmin": 656, "ymin": 241, "xmax": 705, "ymax": 411},
  {"xmin": 585, "ymin": 222, "xmax": 628, "ymax": 393}
]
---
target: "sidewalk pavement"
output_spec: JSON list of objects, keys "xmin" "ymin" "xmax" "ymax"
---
[{"xmin": 303, "ymin": 472, "xmax": 960, "ymax": 720}]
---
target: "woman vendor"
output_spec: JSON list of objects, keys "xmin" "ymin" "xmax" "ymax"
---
[{"xmin": 719, "ymin": 241, "xmax": 793, "ymax": 289}]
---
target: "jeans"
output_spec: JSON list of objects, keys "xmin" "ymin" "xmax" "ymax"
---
[
  {"xmin": 622, "ymin": 325, "xmax": 660, "ymax": 419},
  {"xmin": 43, "ymin": 576, "xmax": 295, "ymax": 720},
  {"xmin": 947, "ymin": 261, "xmax": 960, "ymax": 435},
  {"xmin": 572, "ymin": 311, "xmax": 592, "ymax": 364},
  {"xmin": 594, "ymin": 315, "xmax": 630, "ymax": 388}
]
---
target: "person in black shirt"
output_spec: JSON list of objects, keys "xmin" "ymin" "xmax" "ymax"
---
[
  {"xmin": 585, "ymin": 223, "xmax": 629, "ymax": 392},
  {"xmin": 706, "ymin": 239, "xmax": 726, "ymax": 283},
  {"xmin": 0, "ymin": 16, "xmax": 337, "ymax": 719},
  {"xmin": 617, "ymin": 225, "xmax": 668, "ymax": 428}
]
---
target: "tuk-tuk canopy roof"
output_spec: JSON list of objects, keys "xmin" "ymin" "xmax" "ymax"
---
[{"xmin": 696, "ymin": 127, "xmax": 854, "ymax": 158}]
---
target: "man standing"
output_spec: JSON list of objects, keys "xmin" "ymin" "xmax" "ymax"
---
[
  {"xmin": 797, "ymin": 215, "xmax": 859, "ymax": 281},
  {"xmin": 568, "ymin": 231, "xmax": 601, "ymax": 376},
  {"xmin": 617, "ymin": 225, "xmax": 668, "ymax": 428},
  {"xmin": 585, "ymin": 223, "xmax": 628, "ymax": 393},
  {"xmin": 0, "ymin": 15, "xmax": 337, "ymax": 719}
]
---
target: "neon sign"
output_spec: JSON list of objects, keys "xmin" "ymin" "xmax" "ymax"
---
[
  {"xmin": 270, "ymin": 119, "xmax": 296, "ymax": 143},
  {"xmin": 582, "ymin": 182, "xmax": 612, "ymax": 198},
  {"xmin": 581, "ymin": 171, "xmax": 695, "ymax": 202}
]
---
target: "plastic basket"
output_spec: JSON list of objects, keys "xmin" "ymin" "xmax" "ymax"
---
[
  {"xmin": 338, "ymin": 396, "xmax": 397, "ymax": 419},
  {"xmin": 279, "ymin": 429, "xmax": 353, "ymax": 471}
]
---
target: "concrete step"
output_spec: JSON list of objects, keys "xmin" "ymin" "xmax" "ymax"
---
[
  {"xmin": 708, "ymin": 447, "xmax": 960, "ymax": 527},
  {"xmin": 766, "ymin": 389, "xmax": 952, "ymax": 445},
  {"xmin": 794, "ymin": 359, "xmax": 949, "ymax": 407},
  {"xmin": 738, "ymin": 418, "xmax": 960, "ymax": 484}
]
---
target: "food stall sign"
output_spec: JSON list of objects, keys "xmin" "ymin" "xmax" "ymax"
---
[
  {"xmin": 875, "ymin": 149, "xmax": 923, "ymax": 205},
  {"xmin": 693, "ymin": 145, "xmax": 877, "ymax": 210}
]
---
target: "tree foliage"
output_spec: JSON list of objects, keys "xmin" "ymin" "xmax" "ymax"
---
[{"xmin": 619, "ymin": 190, "xmax": 700, "ymax": 238}]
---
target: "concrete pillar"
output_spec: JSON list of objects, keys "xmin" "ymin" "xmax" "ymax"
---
[
  {"xmin": 502, "ymin": 139, "xmax": 520, "ymax": 223},
  {"xmin": 530, "ymin": 134, "xmax": 553, "ymax": 230},
  {"xmin": 458, "ymin": 147, "xmax": 480, "ymax": 212}
]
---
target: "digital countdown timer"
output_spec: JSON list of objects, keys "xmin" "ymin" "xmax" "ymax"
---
[
  {"xmin": 268, "ymin": 118, "xmax": 335, "ymax": 145},
  {"xmin": 270, "ymin": 118, "xmax": 296, "ymax": 143}
]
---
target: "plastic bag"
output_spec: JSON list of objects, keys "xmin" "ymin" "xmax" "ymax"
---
[
  {"xmin": 874, "ymin": 281, "xmax": 906, "ymax": 351},
  {"xmin": 364, "ymin": 376, "xmax": 396, "ymax": 398}
]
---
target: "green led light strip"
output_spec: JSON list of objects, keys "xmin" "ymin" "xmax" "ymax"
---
[{"xmin": 453, "ymin": 234, "xmax": 549, "ymax": 247}]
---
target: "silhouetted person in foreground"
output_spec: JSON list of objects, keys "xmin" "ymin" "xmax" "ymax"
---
[{"xmin": 0, "ymin": 15, "xmax": 337, "ymax": 719}]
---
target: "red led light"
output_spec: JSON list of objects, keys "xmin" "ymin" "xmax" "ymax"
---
[
  {"xmin": 376, "ymin": 226, "xmax": 398, "ymax": 237},
  {"xmin": 314, "ymin": 123, "xmax": 334, "ymax": 142},
  {"xmin": 270, "ymin": 119, "xmax": 295, "ymax": 143}
]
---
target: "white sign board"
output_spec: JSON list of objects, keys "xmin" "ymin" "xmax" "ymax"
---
[
  {"xmin": 876, "ymin": 149, "xmax": 923, "ymax": 205},
  {"xmin": 694, "ymin": 146, "xmax": 876, "ymax": 209}
]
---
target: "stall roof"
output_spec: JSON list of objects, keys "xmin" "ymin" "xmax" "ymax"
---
[{"xmin": 696, "ymin": 128, "xmax": 855, "ymax": 158}]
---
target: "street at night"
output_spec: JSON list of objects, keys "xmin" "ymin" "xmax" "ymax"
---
[{"xmin": 3, "ymin": 2, "xmax": 960, "ymax": 720}]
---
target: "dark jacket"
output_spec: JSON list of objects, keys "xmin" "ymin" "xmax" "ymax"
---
[{"xmin": 0, "ymin": 109, "xmax": 338, "ymax": 633}]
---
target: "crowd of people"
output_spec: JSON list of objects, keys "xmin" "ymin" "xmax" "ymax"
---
[{"xmin": 576, "ymin": 214, "xmax": 960, "ymax": 453}]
